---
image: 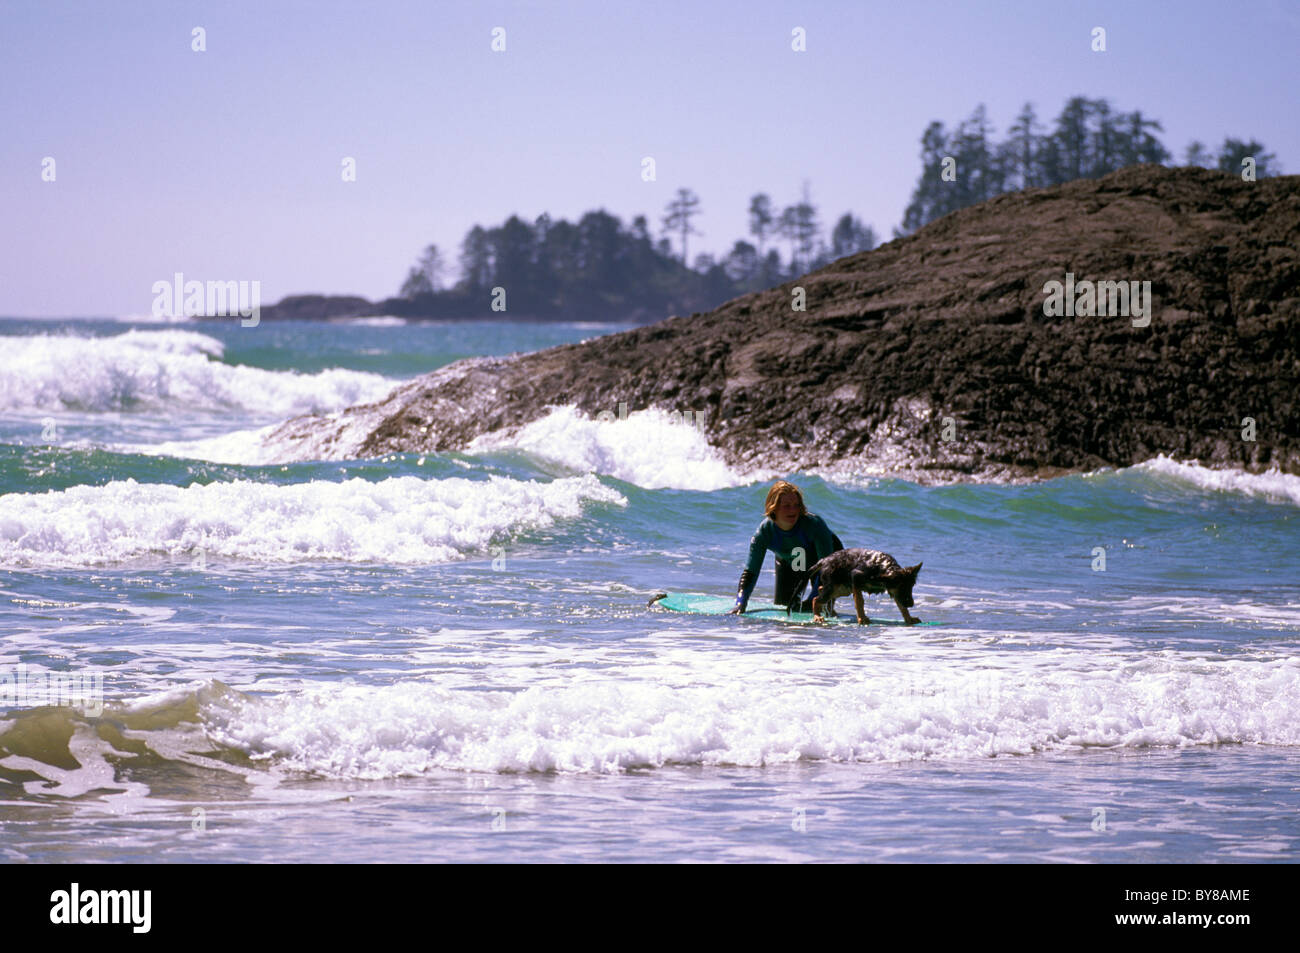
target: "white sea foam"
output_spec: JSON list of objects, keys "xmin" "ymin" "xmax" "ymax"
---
[
  {"xmin": 110, "ymin": 312, "xmax": 197, "ymax": 324},
  {"xmin": 0, "ymin": 473, "xmax": 625, "ymax": 568},
  {"xmin": 331, "ymin": 315, "xmax": 407, "ymax": 327},
  {"xmin": 123, "ymin": 424, "xmax": 283, "ymax": 465},
  {"xmin": 469, "ymin": 405, "xmax": 761, "ymax": 491},
  {"xmin": 0, "ymin": 329, "xmax": 396, "ymax": 415},
  {"xmin": 192, "ymin": 654, "xmax": 1300, "ymax": 777},
  {"xmin": 1131, "ymin": 455, "xmax": 1300, "ymax": 505}
]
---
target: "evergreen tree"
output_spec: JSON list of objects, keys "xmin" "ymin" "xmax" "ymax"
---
[
  {"xmin": 491, "ymin": 216, "xmax": 536, "ymax": 294},
  {"xmin": 830, "ymin": 213, "xmax": 877, "ymax": 259},
  {"xmin": 1052, "ymin": 97, "xmax": 1092, "ymax": 184},
  {"xmin": 899, "ymin": 95, "xmax": 1275, "ymax": 232},
  {"xmin": 576, "ymin": 210, "xmax": 627, "ymax": 293},
  {"xmin": 748, "ymin": 193, "xmax": 775, "ymax": 257},
  {"xmin": 1005, "ymin": 103, "xmax": 1041, "ymax": 189},
  {"xmin": 759, "ymin": 249, "xmax": 785, "ymax": 286},
  {"xmin": 723, "ymin": 240, "xmax": 760, "ymax": 288},
  {"xmin": 399, "ymin": 266, "xmax": 431, "ymax": 299},
  {"xmin": 400, "ymin": 244, "xmax": 445, "ymax": 297},
  {"xmin": 531, "ymin": 213, "xmax": 555, "ymax": 302},
  {"xmin": 901, "ymin": 121, "xmax": 951, "ymax": 234},
  {"xmin": 779, "ymin": 183, "xmax": 820, "ymax": 275},
  {"xmin": 951, "ymin": 104, "xmax": 1003, "ymax": 206},
  {"xmin": 1090, "ymin": 99, "xmax": 1117, "ymax": 178},
  {"xmin": 1123, "ymin": 110, "xmax": 1170, "ymax": 165},
  {"xmin": 1216, "ymin": 138, "xmax": 1279, "ymax": 176},
  {"xmin": 457, "ymin": 226, "xmax": 493, "ymax": 293},
  {"xmin": 662, "ymin": 188, "xmax": 702, "ymax": 263},
  {"xmin": 1183, "ymin": 141, "xmax": 1213, "ymax": 167}
]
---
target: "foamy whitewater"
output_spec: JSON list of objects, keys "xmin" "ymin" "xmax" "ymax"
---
[{"xmin": 1, "ymin": 317, "xmax": 1297, "ymax": 863}]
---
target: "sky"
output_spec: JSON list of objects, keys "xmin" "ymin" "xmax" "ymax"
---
[{"xmin": 2, "ymin": 0, "xmax": 1297, "ymax": 317}]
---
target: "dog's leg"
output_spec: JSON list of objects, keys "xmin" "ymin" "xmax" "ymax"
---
[
  {"xmin": 853, "ymin": 586, "xmax": 869, "ymax": 625},
  {"xmin": 891, "ymin": 591, "xmax": 921, "ymax": 625}
]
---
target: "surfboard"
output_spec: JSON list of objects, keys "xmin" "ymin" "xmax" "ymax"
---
[{"xmin": 647, "ymin": 592, "xmax": 943, "ymax": 626}]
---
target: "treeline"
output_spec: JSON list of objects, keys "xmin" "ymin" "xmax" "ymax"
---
[
  {"xmin": 392, "ymin": 187, "xmax": 879, "ymax": 321},
  {"xmin": 901, "ymin": 96, "xmax": 1280, "ymax": 233},
  {"xmin": 386, "ymin": 94, "xmax": 1282, "ymax": 322}
]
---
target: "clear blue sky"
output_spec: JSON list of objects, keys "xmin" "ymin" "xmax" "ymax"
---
[{"xmin": 2, "ymin": 0, "xmax": 1296, "ymax": 317}]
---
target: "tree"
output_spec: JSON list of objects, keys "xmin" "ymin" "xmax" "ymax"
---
[
  {"xmin": 662, "ymin": 188, "xmax": 702, "ymax": 264},
  {"xmin": 723, "ymin": 240, "xmax": 760, "ymax": 288},
  {"xmin": 759, "ymin": 249, "xmax": 785, "ymax": 285},
  {"xmin": 699, "ymin": 260, "xmax": 733, "ymax": 304},
  {"xmin": 748, "ymin": 193, "xmax": 775, "ymax": 257},
  {"xmin": 901, "ymin": 121, "xmax": 952, "ymax": 234},
  {"xmin": 830, "ymin": 213, "xmax": 877, "ymax": 259},
  {"xmin": 1036, "ymin": 130, "xmax": 1064, "ymax": 189},
  {"xmin": 530, "ymin": 213, "xmax": 555, "ymax": 301},
  {"xmin": 778, "ymin": 182, "xmax": 820, "ymax": 275},
  {"xmin": 1122, "ymin": 110, "xmax": 1170, "ymax": 166},
  {"xmin": 576, "ymin": 209, "xmax": 628, "ymax": 292},
  {"xmin": 1216, "ymin": 138, "xmax": 1279, "ymax": 176},
  {"xmin": 1090, "ymin": 99, "xmax": 1117, "ymax": 178},
  {"xmin": 541, "ymin": 218, "xmax": 579, "ymax": 282},
  {"xmin": 777, "ymin": 204, "xmax": 799, "ymax": 270},
  {"xmin": 399, "ymin": 267, "xmax": 430, "ymax": 298},
  {"xmin": 810, "ymin": 240, "xmax": 834, "ymax": 272},
  {"xmin": 1183, "ymin": 140, "xmax": 1213, "ymax": 167},
  {"xmin": 399, "ymin": 243, "xmax": 445, "ymax": 298},
  {"xmin": 950, "ymin": 104, "xmax": 1003, "ymax": 205},
  {"xmin": 491, "ymin": 216, "xmax": 536, "ymax": 293},
  {"xmin": 897, "ymin": 95, "xmax": 1288, "ymax": 234},
  {"xmin": 457, "ymin": 226, "xmax": 493, "ymax": 293},
  {"xmin": 1051, "ymin": 96, "xmax": 1092, "ymax": 183},
  {"xmin": 1005, "ymin": 103, "xmax": 1041, "ymax": 189}
]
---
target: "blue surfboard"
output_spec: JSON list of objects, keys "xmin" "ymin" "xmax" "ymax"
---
[{"xmin": 647, "ymin": 592, "xmax": 942, "ymax": 626}]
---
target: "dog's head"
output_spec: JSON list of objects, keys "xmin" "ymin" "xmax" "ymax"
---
[{"xmin": 885, "ymin": 562, "xmax": 923, "ymax": 607}]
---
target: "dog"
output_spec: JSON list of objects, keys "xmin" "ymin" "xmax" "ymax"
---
[{"xmin": 804, "ymin": 548, "xmax": 923, "ymax": 625}]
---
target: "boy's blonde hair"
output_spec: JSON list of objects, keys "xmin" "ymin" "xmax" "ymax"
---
[{"xmin": 764, "ymin": 480, "xmax": 808, "ymax": 519}]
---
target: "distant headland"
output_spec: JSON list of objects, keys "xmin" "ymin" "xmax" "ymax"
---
[{"xmin": 261, "ymin": 164, "xmax": 1300, "ymax": 481}]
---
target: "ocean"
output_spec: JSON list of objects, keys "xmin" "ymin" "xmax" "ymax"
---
[{"xmin": 1, "ymin": 316, "xmax": 1297, "ymax": 863}]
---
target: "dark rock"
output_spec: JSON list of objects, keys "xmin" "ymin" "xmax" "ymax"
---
[
  {"xmin": 257, "ymin": 294, "xmax": 375, "ymax": 322},
  {"xmin": 265, "ymin": 165, "xmax": 1300, "ymax": 481}
]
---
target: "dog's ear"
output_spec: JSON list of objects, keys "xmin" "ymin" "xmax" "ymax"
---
[{"xmin": 906, "ymin": 562, "xmax": 922, "ymax": 578}]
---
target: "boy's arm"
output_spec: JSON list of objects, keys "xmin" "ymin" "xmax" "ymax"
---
[{"xmin": 732, "ymin": 525, "xmax": 770, "ymax": 611}]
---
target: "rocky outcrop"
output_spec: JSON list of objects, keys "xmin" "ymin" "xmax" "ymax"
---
[
  {"xmin": 265, "ymin": 166, "xmax": 1300, "ymax": 480},
  {"xmin": 254, "ymin": 294, "xmax": 375, "ymax": 322}
]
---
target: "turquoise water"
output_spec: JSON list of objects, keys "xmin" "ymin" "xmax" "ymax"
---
[{"xmin": 1, "ymin": 316, "xmax": 1298, "ymax": 862}]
